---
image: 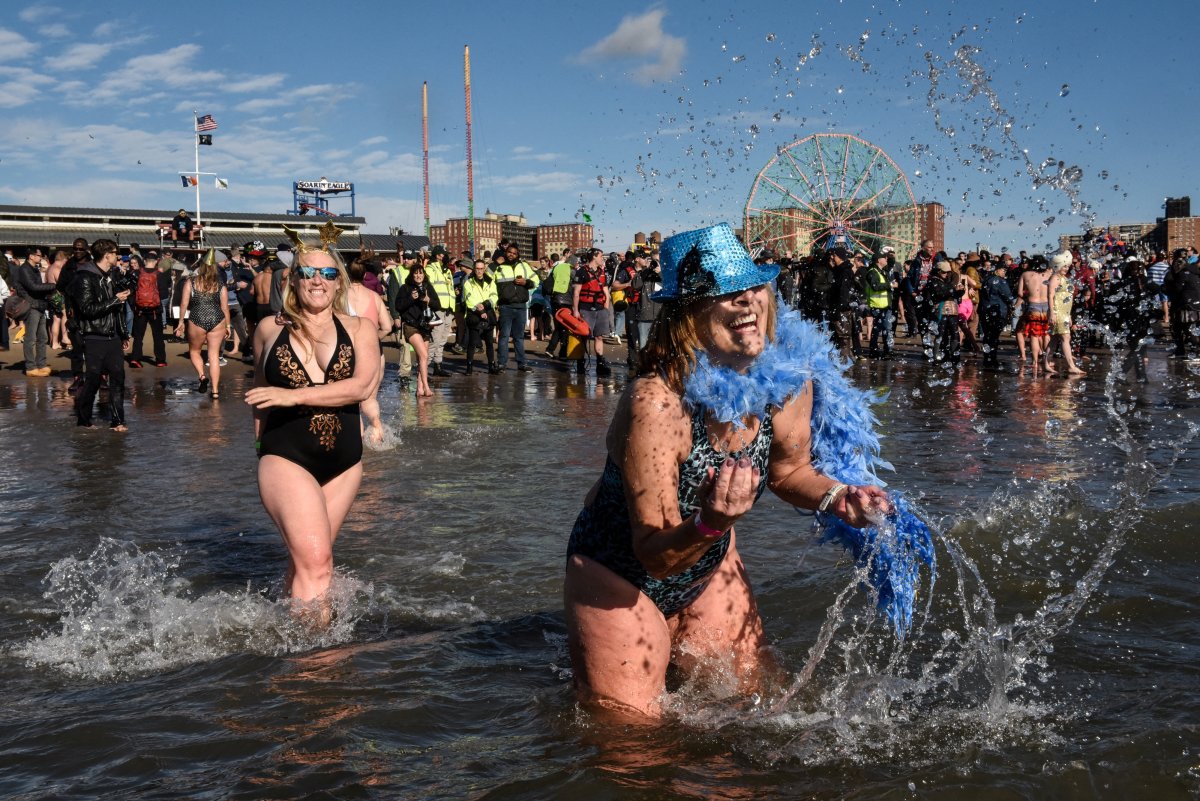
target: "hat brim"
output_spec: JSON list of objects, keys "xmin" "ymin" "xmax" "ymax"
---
[{"xmin": 651, "ymin": 263, "xmax": 780, "ymax": 302}]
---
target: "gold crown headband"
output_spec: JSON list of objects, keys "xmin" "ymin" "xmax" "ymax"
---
[{"xmin": 283, "ymin": 220, "xmax": 347, "ymax": 254}]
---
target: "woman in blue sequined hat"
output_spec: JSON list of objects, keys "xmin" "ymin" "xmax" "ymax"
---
[{"xmin": 563, "ymin": 222, "xmax": 918, "ymax": 721}]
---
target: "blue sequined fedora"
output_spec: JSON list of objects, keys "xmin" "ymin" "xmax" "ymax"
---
[{"xmin": 652, "ymin": 222, "xmax": 779, "ymax": 301}]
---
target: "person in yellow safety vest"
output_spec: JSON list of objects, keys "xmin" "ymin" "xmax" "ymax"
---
[
  {"xmin": 385, "ymin": 251, "xmax": 416, "ymax": 385},
  {"xmin": 544, "ymin": 252, "xmax": 576, "ymax": 359},
  {"xmin": 424, "ymin": 247, "xmax": 456, "ymax": 376},
  {"xmin": 461, "ymin": 258, "xmax": 499, "ymax": 374},
  {"xmin": 493, "ymin": 243, "xmax": 540, "ymax": 372},
  {"xmin": 863, "ymin": 251, "xmax": 894, "ymax": 359}
]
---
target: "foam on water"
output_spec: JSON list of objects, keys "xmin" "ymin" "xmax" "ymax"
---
[
  {"xmin": 12, "ymin": 538, "xmax": 383, "ymax": 681},
  {"xmin": 656, "ymin": 335, "xmax": 1198, "ymax": 768}
]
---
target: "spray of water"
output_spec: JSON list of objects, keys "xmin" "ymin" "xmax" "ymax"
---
[{"xmin": 11, "ymin": 538, "xmax": 384, "ymax": 681}]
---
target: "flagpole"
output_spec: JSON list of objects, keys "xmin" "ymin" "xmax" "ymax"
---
[{"xmin": 192, "ymin": 109, "xmax": 202, "ymax": 245}]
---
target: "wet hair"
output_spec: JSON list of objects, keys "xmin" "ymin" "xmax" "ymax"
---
[{"xmin": 639, "ymin": 289, "xmax": 778, "ymax": 394}]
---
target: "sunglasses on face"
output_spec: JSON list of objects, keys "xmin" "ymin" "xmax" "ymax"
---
[{"xmin": 296, "ymin": 266, "xmax": 340, "ymax": 280}]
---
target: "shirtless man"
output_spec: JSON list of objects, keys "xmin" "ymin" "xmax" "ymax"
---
[{"xmin": 1017, "ymin": 255, "xmax": 1052, "ymax": 373}]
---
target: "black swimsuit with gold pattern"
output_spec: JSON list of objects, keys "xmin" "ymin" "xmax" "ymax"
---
[{"xmin": 258, "ymin": 316, "xmax": 361, "ymax": 485}]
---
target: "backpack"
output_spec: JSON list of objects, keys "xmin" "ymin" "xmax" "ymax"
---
[{"xmin": 135, "ymin": 268, "xmax": 160, "ymax": 309}]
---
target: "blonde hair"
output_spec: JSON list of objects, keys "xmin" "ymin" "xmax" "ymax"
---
[
  {"xmin": 639, "ymin": 290, "xmax": 778, "ymax": 394},
  {"xmin": 191, "ymin": 258, "xmax": 221, "ymax": 293},
  {"xmin": 280, "ymin": 248, "xmax": 351, "ymax": 352}
]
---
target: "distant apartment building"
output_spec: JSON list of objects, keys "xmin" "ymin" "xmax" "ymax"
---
[
  {"xmin": 537, "ymin": 223, "xmax": 594, "ymax": 259},
  {"xmin": 917, "ymin": 202, "xmax": 945, "ymax": 256}
]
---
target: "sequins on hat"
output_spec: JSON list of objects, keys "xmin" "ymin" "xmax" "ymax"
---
[{"xmin": 652, "ymin": 223, "xmax": 780, "ymax": 302}]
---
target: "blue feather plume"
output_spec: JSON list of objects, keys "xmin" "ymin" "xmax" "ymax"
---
[{"xmin": 683, "ymin": 300, "xmax": 935, "ymax": 635}]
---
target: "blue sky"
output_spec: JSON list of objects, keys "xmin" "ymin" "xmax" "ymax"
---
[{"xmin": 1, "ymin": 0, "xmax": 1196, "ymax": 255}]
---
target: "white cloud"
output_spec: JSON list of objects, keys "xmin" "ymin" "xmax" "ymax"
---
[
  {"xmin": 512, "ymin": 146, "xmax": 533, "ymax": 154},
  {"xmin": 53, "ymin": 43, "xmax": 107, "ymax": 71},
  {"xmin": 0, "ymin": 66, "xmax": 55, "ymax": 107},
  {"xmin": 512, "ymin": 150, "xmax": 566, "ymax": 163},
  {"xmin": 233, "ymin": 82, "xmax": 355, "ymax": 114},
  {"xmin": 0, "ymin": 29, "xmax": 39, "ymax": 63},
  {"xmin": 225, "ymin": 74, "xmax": 285, "ymax": 93},
  {"xmin": 93, "ymin": 21, "xmax": 119, "ymax": 38},
  {"xmin": 19, "ymin": 4, "xmax": 59, "ymax": 23},
  {"xmin": 577, "ymin": 9, "xmax": 686, "ymax": 84},
  {"xmin": 39, "ymin": 23, "xmax": 71, "ymax": 39},
  {"xmin": 501, "ymin": 171, "xmax": 583, "ymax": 192},
  {"xmin": 360, "ymin": 135, "xmax": 387, "ymax": 147},
  {"xmin": 78, "ymin": 44, "xmax": 224, "ymax": 105}
]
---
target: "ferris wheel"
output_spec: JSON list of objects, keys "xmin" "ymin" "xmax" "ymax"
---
[{"xmin": 743, "ymin": 133, "xmax": 919, "ymax": 257}]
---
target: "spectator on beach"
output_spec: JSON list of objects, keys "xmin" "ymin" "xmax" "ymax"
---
[
  {"xmin": 170, "ymin": 209, "xmax": 197, "ymax": 243},
  {"xmin": 461, "ymin": 258, "xmax": 498, "ymax": 375},
  {"xmin": 1017, "ymin": 255, "xmax": 1052, "ymax": 372},
  {"xmin": 70, "ymin": 239, "xmax": 131, "ymax": 430},
  {"xmin": 979, "ymin": 262, "xmax": 1015, "ymax": 367},
  {"xmin": 395, "ymin": 262, "xmax": 441, "ymax": 397},
  {"xmin": 268, "ymin": 243, "xmax": 293, "ymax": 315},
  {"xmin": 925, "ymin": 260, "xmax": 964, "ymax": 365},
  {"xmin": 175, "ymin": 249, "xmax": 230, "ymax": 399},
  {"xmin": 424, "ymin": 246, "xmax": 456, "ymax": 377},
  {"xmin": 128, "ymin": 250, "xmax": 167, "ymax": 369},
  {"xmin": 44, "ymin": 250, "xmax": 70, "ymax": 351},
  {"xmin": 493, "ymin": 244, "xmax": 539, "ymax": 373},
  {"xmin": 572, "ymin": 247, "xmax": 613, "ymax": 376},
  {"xmin": 1045, "ymin": 255, "xmax": 1085, "ymax": 375},
  {"xmin": 862, "ymin": 251, "xmax": 894, "ymax": 359},
  {"xmin": 903, "ymin": 239, "xmax": 937, "ymax": 337},
  {"xmin": 13, "ymin": 246, "xmax": 55, "ymax": 376},
  {"xmin": 346, "ymin": 251, "xmax": 392, "ymax": 440},
  {"xmin": 543, "ymin": 252, "xmax": 576, "ymax": 360}
]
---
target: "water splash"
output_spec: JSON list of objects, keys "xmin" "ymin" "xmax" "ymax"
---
[{"xmin": 12, "ymin": 538, "xmax": 384, "ymax": 680}]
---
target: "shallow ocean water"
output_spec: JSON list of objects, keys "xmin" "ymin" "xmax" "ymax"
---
[{"xmin": 1, "ymin": 348, "xmax": 1198, "ymax": 800}]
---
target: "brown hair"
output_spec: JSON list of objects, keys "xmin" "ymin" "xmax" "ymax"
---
[
  {"xmin": 638, "ymin": 291, "xmax": 778, "ymax": 394},
  {"xmin": 191, "ymin": 257, "xmax": 221, "ymax": 293}
]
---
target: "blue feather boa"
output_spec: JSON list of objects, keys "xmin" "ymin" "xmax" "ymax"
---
[{"xmin": 683, "ymin": 302, "xmax": 935, "ymax": 635}]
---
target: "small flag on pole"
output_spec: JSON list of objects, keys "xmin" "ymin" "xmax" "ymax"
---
[
  {"xmin": 195, "ymin": 114, "xmax": 218, "ymax": 132},
  {"xmin": 198, "ymin": 134, "xmax": 213, "ymax": 146},
  {"xmin": 181, "ymin": 175, "xmax": 197, "ymax": 187},
  {"xmin": 215, "ymin": 177, "xmax": 229, "ymax": 189}
]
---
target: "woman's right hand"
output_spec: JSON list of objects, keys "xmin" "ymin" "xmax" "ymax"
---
[{"xmin": 695, "ymin": 457, "xmax": 760, "ymax": 533}]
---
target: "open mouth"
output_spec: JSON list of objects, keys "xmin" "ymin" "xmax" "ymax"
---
[{"xmin": 730, "ymin": 313, "xmax": 758, "ymax": 332}]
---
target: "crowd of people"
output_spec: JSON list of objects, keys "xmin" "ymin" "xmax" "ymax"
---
[
  {"xmin": 3, "ymin": 233, "xmax": 1200, "ymax": 427},
  {"xmin": 769, "ymin": 240, "xmax": 1200, "ymax": 380}
]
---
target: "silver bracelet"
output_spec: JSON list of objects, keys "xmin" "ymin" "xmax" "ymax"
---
[{"xmin": 818, "ymin": 482, "xmax": 848, "ymax": 513}]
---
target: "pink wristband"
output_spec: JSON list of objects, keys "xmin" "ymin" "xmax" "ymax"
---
[{"xmin": 693, "ymin": 510, "xmax": 726, "ymax": 539}]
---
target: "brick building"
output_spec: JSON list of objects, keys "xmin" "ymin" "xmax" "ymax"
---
[
  {"xmin": 917, "ymin": 202, "xmax": 945, "ymax": 256},
  {"xmin": 537, "ymin": 223, "xmax": 594, "ymax": 259}
]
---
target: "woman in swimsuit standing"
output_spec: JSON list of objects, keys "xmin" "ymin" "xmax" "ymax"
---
[
  {"xmin": 246, "ymin": 230, "xmax": 380, "ymax": 618},
  {"xmin": 564, "ymin": 223, "xmax": 889, "ymax": 720},
  {"xmin": 175, "ymin": 249, "xmax": 229, "ymax": 398}
]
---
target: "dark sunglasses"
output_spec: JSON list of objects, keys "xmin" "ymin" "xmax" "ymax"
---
[{"xmin": 296, "ymin": 266, "xmax": 339, "ymax": 280}]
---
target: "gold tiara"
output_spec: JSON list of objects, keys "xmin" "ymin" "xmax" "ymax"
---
[{"xmin": 282, "ymin": 220, "xmax": 347, "ymax": 254}]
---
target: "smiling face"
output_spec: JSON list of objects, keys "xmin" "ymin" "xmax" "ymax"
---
[
  {"xmin": 695, "ymin": 284, "xmax": 773, "ymax": 371},
  {"xmin": 292, "ymin": 251, "xmax": 340, "ymax": 313}
]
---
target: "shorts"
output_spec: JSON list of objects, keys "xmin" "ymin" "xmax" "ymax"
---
[
  {"xmin": 1022, "ymin": 311, "xmax": 1050, "ymax": 338},
  {"xmin": 579, "ymin": 307, "xmax": 612, "ymax": 338},
  {"xmin": 402, "ymin": 322, "xmax": 431, "ymax": 342}
]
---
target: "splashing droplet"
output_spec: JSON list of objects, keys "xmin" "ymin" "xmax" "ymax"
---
[
  {"xmin": 748, "ymin": 124, "xmax": 760, "ymax": 137},
  {"xmin": 765, "ymin": 32, "xmax": 777, "ymax": 42},
  {"xmin": 836, "ymin": 85, "xmax": 844, "ymax": 94},
  {"xmin": 1059, "ymin": 84, "xmax": 1070, "ymax": 97},
  {"xmin": 732, "ymin": 54, "xmax": 746, "ymax": 63},
  {"xmin": 720, "ymin": 42, "xmax": 728, "ymax": 52}
]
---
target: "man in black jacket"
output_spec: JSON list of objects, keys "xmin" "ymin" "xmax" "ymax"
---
[
  {"xmin": 13, "ymin": 246, "xmax": 56, "ymax": 375},
  {"xmin": 70, "ymin": 239, "xmax": 132, "ymax": 430}
]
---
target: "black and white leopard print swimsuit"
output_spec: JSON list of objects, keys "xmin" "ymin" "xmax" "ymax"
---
[{"xmin": 566, "ymin": 404, "xmax": 772, "ymax": 616}]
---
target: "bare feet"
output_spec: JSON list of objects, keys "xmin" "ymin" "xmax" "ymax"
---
[
  {"xmin": 366, "ymin": 424, "xmax": 384, "ymax": 445},
  {"xmin": 112, "ymin": 424, "xmax": 129, "ymax": 432},
  {"xmin": 1067, "ymin": 367, "xmax": 1086, "ymax": 375}
]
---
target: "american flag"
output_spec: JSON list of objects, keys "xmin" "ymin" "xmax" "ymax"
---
[{"xmin": 195, "ymin": 114, "xmax": 218, "ymax": 132}]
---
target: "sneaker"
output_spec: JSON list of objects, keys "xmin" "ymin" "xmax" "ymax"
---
[
  {"xmin": 155, "ymin": 361, "xmax": 168, "ymax": 367},
  {"xmin": 517, "ymin": 364, "xmax": 534, "ymax": 373},
  {"xmin": 447, "ymin": 344, "xmax": 464, "ymax": 355},
  {"xmin": 218, "ymin": 356, "xmax": 228, "ymax": 367},
  {"xmin": 129, "ymin": 360, "xmax": 143, "ymax": 369},
  {"xmin": 488, "ymin": 363, "xmax": 502, "ymax": 375}
]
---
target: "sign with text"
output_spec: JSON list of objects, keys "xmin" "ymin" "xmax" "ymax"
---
[{"xmin": 295, "ymin": 180, "xmax": 352, "ymax": 194}]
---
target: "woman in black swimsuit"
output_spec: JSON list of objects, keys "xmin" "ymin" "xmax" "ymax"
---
[
  {"xmin": 564, "ymin": 223, "xmax": 888, "ymax": 720},
  {"xmin": 175, "ymin": 249, "xmax": 229, "ymax": 397},
  {"xmin": 246, "ymin": 235, "xmax": 380, "ymax": 618}
]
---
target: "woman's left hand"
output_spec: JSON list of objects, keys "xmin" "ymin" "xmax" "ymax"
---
[
  {"xmin": 832, "ymin": 484, "xmax": 892, "ymax": 528},
  {"xmin": 245, "ymin": 386, "xmax": 297, "ymax": 409}
]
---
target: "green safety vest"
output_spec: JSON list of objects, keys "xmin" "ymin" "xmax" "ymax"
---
[
  {"xmin": 547, "ymin": 261, "xmax": 572, "ymax": 295},
  {"xmin": 866, "ymin": 266, "xmax": 891, "ymax": 309}
]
